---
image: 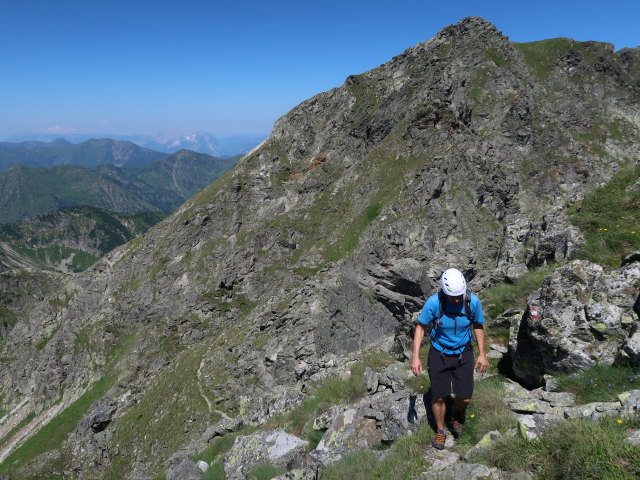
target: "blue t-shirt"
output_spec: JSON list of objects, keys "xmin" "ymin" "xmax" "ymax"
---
[{"xmin": 417, "ymin": 292, "xmax": 485, "ymax": 354}]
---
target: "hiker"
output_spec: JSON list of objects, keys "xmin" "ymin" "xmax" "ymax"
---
[{"xmin": 411, "ymin": 268, "xmax": 489, "ymax": 450}]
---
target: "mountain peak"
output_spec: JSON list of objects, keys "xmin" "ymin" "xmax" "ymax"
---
[
  {"xmin": 434, "ymin": 16, "xmax": 506, "ymax": 43},
  {"xmin": 49, "ymin": 138, "xmax": 71, "ymax": 146}
]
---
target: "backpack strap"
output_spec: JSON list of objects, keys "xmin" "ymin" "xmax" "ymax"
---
[{"xmin": 465, "ymin": 289, "xmax": 475, "ymax": 324}]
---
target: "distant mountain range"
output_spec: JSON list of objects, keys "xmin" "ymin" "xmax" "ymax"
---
[
  {"xmin": 4, "ymin": 130, "xmax": 265, "ymax": 157},
  {"xmin": 0, "ymin": 149, "xmax": 240, "ymax": 223},
  {"xmin": 0, "ymin": 206, "xmax": 168, "ymax": 273},
  {"xmin": 0, "ymin": 138, "xmax": 166, "ymax": 170}
]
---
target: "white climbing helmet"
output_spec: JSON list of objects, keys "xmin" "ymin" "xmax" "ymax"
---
[{"xmin": 440, "ymin": 268, "xmax": 466, "ymax": 296}]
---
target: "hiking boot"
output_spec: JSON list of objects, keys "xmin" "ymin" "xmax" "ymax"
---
[
  {"xmin": 450, "ymin": 413, "xmax": 465, "ymax": 437},
  {"xmin": 431, "ymin": 430, "xmax": 446, "ymax": 450}
]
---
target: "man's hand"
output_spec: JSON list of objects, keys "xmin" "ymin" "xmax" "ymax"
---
[
  {"xmin": 411, "ymin": 357, "xmax": 423, "ymax": 376},
  {"xmin": 474, "ymin": 354, "xmax": 490, "ymax": 373}
]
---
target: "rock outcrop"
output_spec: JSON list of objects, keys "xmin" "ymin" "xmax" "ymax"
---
[{"xmin": 511, "ymin": 260, "xmax": 640, "ymax": 386}]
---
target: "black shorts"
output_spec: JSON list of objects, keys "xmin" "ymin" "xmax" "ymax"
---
[{"xmin": 427, "ymin": 345, "xmax": 474, "ymax": 400}]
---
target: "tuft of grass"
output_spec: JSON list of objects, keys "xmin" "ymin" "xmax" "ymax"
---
[
  {"xmin": 568, "ymin": 165, "xmax": 640, "ymax": 268},
  {"xmin": 404, "ymin": 374, "xmax": 430, "ymax": 395},
  {"xmin": 265, "ymin": 351, "xmax": 394, "ymax": 442},
  {"xmin": 482, "ymin": 264, "xmax": 559, "ymax": 320},
  {"xmin": 319, "ymin": 423, "xmax": 433, "ymax": 479},
  {"xmin": 455, "ymin": 376, "xmax": 516, "ymax": 447},
  {"xmin": 246, "ymin": 463, "xmax": 287, "ymax": 480},
  {"xmin": 490, "ymin": 415, "xmax": 640, "ymax": 479},
  {"xmin": 203, "ymin": 460, "xmax": 226, "ymax": 480},
  {"xmin": 555, "ymin": 364, "xmax": 640, "ymax": 404}
]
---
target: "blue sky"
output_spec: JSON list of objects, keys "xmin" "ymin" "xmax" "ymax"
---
[{"xmin": 1, "ymin": 0, "xmax": 638, "ymax": 139}]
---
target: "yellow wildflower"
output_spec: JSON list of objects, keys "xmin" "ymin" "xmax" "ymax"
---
[
  {"xmin": 617, "ymin": 419, "xmax": 623, "ymax": 424},
  {"xmin": 470, "ymin": 414, "xmax": 475, "ymax": 418}
]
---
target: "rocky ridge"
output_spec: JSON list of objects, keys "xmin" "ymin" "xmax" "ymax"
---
[{"xmin": 0, "ymin": 16, "xmax": 639, "ymax": 479}]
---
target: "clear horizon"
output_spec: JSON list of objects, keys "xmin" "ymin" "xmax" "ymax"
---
[{"xmin": 2, "ymin": 0, "xmax": 639, "ymax": 141}]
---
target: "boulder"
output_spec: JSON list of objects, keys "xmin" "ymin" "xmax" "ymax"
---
[
  {"xmin": 620, "ymin": 328, "xmax": 640, "ymax": 368},
  {"xmin": 239, "ymin": 386, "xmax": 306, "ymax": 426},
  {"xmin": 378, "ymin": 362, "xmax": 412, "ymax": 392},
  {"xmin": 511, "ymin": 261, "xmax": 640, "ymax": 386},
  {"xmin": 271, "ymin": 467, "xmax": 318, "ymax": 480},
  {"xmin": 563, "ymin": 402, "xmax": 622, "ymax": 419},
  {"xmin": 422, "ymin": 448, "xmax": 460, "ymax": 471},
  {"xmin": 543, "ymin": 375, "xmax": 560, "ymax": 392},
  {"xmin": 314, "ymin": 408, "xmax": 381, "ymax": 451},
  {"xmin": 416, "ymin": 462, "xmax": 512, "ymax": 479},
  {"xmin": 541, "ymin": 391, "xmax": 576, "ymax": 407},
  {"xmin": 88, "ymin": 405, "xmax": 116, "ymax": 433},
  {"xmin": 507, "ymin": 399, "xmax": 554, "ymax": 414},
  {"xmin": 619, "ymin": 389, "xmax": 640, "ymax": 415},
  {"xmin": 224, "ymin": 429, "xmax": 308, "ymax": 479},
  {"xmin": 515, "ymin": 413, "xmax": 563, "ymax": 439},
  {"xmin": 463, "ymin": 430, "xmax": 503, "ymax": 461},
  {"xmin": 364, "ymin": 366, "xmax": 379, "ymax": 393},
  {"xmin": 625, "ymin": 429, "xmax": 640, "ymax": 446},
  {"xmin": 166, "ymin": 459, "xmax": 203, "ymax": 480}
]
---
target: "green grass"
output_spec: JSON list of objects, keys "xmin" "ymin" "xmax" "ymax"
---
[
  {"xmin": 35, "ymin": 324, "xmax": 61, "ymax": 350},
  {"xmin": 454, "ymin": 376, "xmax": 517, "ymax": 447},
  {"xmin": 265, "ymin": 351, "xmax": 394, "ymax": 442},
  {"xmin": 404, "ymin": 374, "xmax": 430, "ymax": 396},
  {"xmin": 515, "ymin": 38, "xmax": 575, "ymax": 80},
  {"xmin": 0, "ymin": 307, "xmax": 19, "ymax": 328},
  {"xmin": 200, "ymin": 289, "xmax": 258, "ymax": 315},
  {"xmin": 319, "ymin": 423, "xmax": 433, "ymax": 479},
  {"xmin": 0, "ymin": 412, "xmax": 36, "ymax": 446},
  {"xmin": 486, "ymin": 47, "xmax": 507, "ymax": 67},
  {"xmin": 0, "ymin": 374, "xmax": 116, "ymax": 474},
  {"xmin": 0, "ymin": 331, "xmax": 135, "ymax": 477},
  {"xmin": 481, "ymin": 263, "xmax": 560, "ymax": 320},
  {"xmin": 514, "ymin": 38, "xmax": 613, "ymax": 82},
  {"xmin": 489, "ymin": 415, "xmax": 640, "ymax": 479},
  {"xmin": 568, "ymin": 165, "xmax": 640, "ymax": 267},
  {"xmin": 555, "ymin": 364, "xmax": 640, "ymax": 404},
  {"xmin": 196, "ymin": 426, "xmax": 258, "ymax": 480},
  {"xmin": 107, "ymin": 345, "xmax": 221, "ymax": 478}
]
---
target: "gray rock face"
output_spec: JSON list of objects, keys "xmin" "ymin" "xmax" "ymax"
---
[
  {"xmin": 224, "ymin": 430, "xmax": 308, "ymax": 480},
  {"xmin": 511, "ymin": 260, "xmax": 640, "ymax": 385},
  {"xmin": 166, "ymin": 459, "xmax": 203, "ymax": 480},
  {"xmin": 88, "ymin": 405, "xmax": 116, "ymax": 433},
  {"xmin": 497, "ymin": 210, "xmax": 585, "ymax": 281}
]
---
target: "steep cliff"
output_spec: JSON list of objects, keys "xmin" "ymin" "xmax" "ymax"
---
[{"xmin": 0, "ymin": 17, "xmax": 639, "ymax": 479}]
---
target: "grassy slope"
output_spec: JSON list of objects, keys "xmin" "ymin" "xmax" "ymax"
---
[
  {"xmin": 0, "ymin": 207, "xmax": 169, "ymax": 272},
  {"xmin": 568, "ymin": 165, "xmax": 640, "ymax": 268}
]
